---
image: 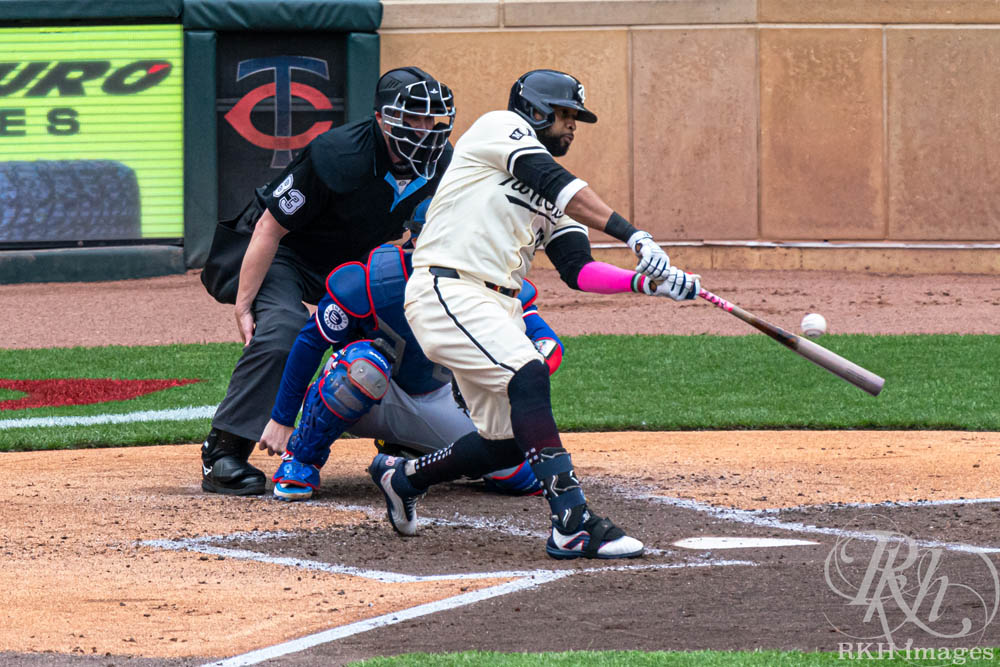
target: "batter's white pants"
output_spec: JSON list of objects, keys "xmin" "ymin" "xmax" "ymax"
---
[{"xmin": 403, "ymin": 267, "xmax": 544, "ymax": 440}]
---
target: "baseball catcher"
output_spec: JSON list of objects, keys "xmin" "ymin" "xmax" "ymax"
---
[{"xmin": 258, "ymin": 226, "xmax": 562, "ymax": 500}]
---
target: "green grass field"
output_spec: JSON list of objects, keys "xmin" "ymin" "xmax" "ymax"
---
[
  {"xmin": 0, "ymin": 333, "xmax": 996, "ymax": 451},
  {"xmin": 351, "ymin": 648, "xmax": 996, "ymax": 666}
]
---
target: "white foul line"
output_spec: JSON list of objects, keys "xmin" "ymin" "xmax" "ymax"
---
[{"xmin": 0, "ymin": 405, "xmax": 216, "ymax": 429}]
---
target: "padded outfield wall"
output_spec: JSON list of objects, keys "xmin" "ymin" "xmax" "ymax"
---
[{"xmin": 380, "ymin": 0, "xmax": 1000, "ymax": 274}]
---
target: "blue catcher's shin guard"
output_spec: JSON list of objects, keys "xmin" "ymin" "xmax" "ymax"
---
[{"xmin": 286, "ymin": 340, "xmax": 392, "ymax": 468}]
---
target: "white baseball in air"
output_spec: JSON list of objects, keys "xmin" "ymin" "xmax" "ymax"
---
[{"xmin": 801, "ymin": 312, "xmax": 828, "ymax": 338}]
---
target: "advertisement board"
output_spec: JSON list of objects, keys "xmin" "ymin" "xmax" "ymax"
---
[
  {"xmin": 216, "ymin": 32, "xmax": 346, "ymax": 219},
  {"xmin": 0, "ymin": 25, "xmax": 183, "ymax": 245}
]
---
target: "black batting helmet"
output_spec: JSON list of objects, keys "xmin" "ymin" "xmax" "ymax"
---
[
  {"xmin": 508, "ymin": 69, "xmax": 597, "ymax": 130},
  {"xmin": 374, "ymin": 67, "xmax": 456, "ymax": 179}
]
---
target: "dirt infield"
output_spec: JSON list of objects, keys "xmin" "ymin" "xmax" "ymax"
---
[
  {"xmin": 3, "ymin": 433, "xmax": 1000, "ymax": 665},
  {"xmin": 1, "ymin": 267, "xmax": 997, "ymax": 666}
]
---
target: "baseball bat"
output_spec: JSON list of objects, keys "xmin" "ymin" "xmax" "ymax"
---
[{"xmin": 698, "ymin": 287, "xmax": 885, "ymax": 396}]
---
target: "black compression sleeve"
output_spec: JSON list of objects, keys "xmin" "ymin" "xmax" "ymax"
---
[
  {"xmin": 511, "ymin": 152, "xmax": 577, "ymax": 207},
  {"xmin": 604, "ymin": 211, "xmax": 638, "ymax": 243},
  {"xmin": 544, "ymin": 230, "xmax": 594, "ymax": 290}
]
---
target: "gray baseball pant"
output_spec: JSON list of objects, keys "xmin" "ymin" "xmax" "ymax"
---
[{"xmin": 211, "ymin": 247, "xmax": 326, "ymax": 442}]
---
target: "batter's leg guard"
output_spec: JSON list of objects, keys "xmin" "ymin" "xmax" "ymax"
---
[
  {"xmin": 201, "ymin": 428, "xmax": 266, "ymax": 496},
  {"xmin": 532, "ymin": 447, "xmax": 643, "ymax": 560},
  {"xmin": 286, "ymin": 340, "xmax": 392, "ymax": 469}
]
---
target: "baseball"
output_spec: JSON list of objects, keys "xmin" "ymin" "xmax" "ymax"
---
[{"xmin": 800, "ymin": 313, "xmax": 827, "ymax": 338}]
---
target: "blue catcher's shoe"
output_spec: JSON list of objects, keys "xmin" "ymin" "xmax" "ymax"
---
[
  {"xmin": 368, "ymin": 453, "xmax": 425, "ymax": 536},
  {"xmin": 546, "ymin": 505, "xmax": 644, "ymax": 560},
  {"xmin": 272, "ymin": 454, "xmax": 321, "ymax": 501}
]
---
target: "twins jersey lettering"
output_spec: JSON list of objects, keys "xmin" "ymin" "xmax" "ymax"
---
[{"xmin": 411, "ymin": 110, "xmax": 589, "ymax": 290}]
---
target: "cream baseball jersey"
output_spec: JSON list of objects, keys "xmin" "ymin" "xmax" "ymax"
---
[{"xmin": 410, "ymin": 110, "xmax": 590, "ymax": 289}]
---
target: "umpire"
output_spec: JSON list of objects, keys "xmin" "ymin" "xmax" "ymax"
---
[{"xmin": 199, "ymin": 66, "xmax": 456, "ymax": 495}]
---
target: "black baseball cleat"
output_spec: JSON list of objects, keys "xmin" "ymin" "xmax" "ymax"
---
[
  {"xmin": 545, "ymin": 505, "xmax": 644, "ymax": 560},
  {"xmin": 201, "ymin": 428, "xmax": 266, "ymax": 496}
]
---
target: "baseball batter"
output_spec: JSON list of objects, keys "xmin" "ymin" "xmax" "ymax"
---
[
  {"xmin": 369, "ymin": 69, "xmax": 700, "ymax": 560},
  {"xmin": 257, "ymin": 236, "xmax": 560, "ymax": 500}
]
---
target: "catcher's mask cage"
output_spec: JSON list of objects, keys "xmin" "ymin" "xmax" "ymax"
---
[
  {"xmin": 376, "ymin": 68, "xmax": 455, "ymax": 180},
  {"xmin": 508, "ymin": 69, "xmax": 597, "ymax": 131}
]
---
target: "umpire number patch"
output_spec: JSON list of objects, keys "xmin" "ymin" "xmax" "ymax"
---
[
  {"xmin": 273, "ymin": 174, "xmax": 293, "ymax": 197},
  {"xmin": 322, "ymin": 303, "xmax": 348, "ymax": 331},
  {"xmin": 278, "ymin": 189, "xmax": 305, "ymax": 215}
]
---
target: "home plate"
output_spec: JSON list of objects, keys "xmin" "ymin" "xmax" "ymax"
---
[{"xmin": 673, "ymin": 537, "xmax": 819, "ymax": 550}]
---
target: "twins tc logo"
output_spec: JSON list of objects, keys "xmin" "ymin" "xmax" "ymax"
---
[{"xmin": 224, "ymin": 56, "xmax": 333, "ymax": 168}]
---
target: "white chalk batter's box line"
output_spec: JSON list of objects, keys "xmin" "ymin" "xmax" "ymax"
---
[
  {"xmin": 304, "ymin": 491, "xmax": 1000, "ymax": 556},
  {"xmin": 195, "ymin": 554, "xmax": 755, "ymax": 667},
  {"xmin": 139, "ymin": 525, "xmax": 754, "ymax": 667},
  {"xmin": 148, "ymin": 491, "xmax": 998, "ymax": 666},
  {"xmin": 633, "ymin": 493, "xmax": 1000, "ymax": 555}
]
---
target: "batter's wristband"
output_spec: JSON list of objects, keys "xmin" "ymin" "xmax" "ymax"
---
[
  {"xmin": 604, "ymin": 211, "xmax": 638, "ymax": 243},
  {"xmin": 629, "ymin": 274, "xmax": 647, "ymax": 293}
]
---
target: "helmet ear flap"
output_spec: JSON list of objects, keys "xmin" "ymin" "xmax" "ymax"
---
[
  {"xmin": 508, "ymin": 73, "xmax": 553, "ymax": 130},
  {"xmin": 508, "ymin": 69, "xmax": 597, "ymax": 129}
]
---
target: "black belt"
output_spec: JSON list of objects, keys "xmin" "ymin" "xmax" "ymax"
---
[{"xmin": 428, "ymin": 266, "xmax": 519, "ymax": 298}]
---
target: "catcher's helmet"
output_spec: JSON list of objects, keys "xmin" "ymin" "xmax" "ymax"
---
[
  {"xmin": 374, "ymin": 67, "xmax": 455, "ymax": 180},
  {"xmin": 508, "ymin": 69, "xmax": 597, "ymax": 130}
]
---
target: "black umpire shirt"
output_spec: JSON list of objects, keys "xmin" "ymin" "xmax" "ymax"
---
[{"xmin": 254, "ymin": 117, "xmax": 452, "ymax": 276}]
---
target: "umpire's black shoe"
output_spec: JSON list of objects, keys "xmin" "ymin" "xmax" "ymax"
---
[{"xmin": 201, "ymin": 428, "xmax": 266, "ymax": 496}]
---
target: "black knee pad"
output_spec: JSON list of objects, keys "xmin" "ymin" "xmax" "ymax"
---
[
  {"xmin": 507, "ymin": 360, "xmax": 551, "ymax": 409},
  {"xmin": 507, "ymin": 360, "xmax": 561, "ymax": 454}
]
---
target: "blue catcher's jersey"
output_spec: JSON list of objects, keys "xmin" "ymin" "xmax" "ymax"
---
[
  {"xmin": 271, "ymin": 244, "xmax": 560, "ymax": 426},
  {"xmin": 343, "ymin": 244, "xmax": 451, "ymax": 395}
]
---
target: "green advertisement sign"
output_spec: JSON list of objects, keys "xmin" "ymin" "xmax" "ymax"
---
[{"xmin": 0, "ymin": 25, "xmax": 183, "ymax": 243}]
